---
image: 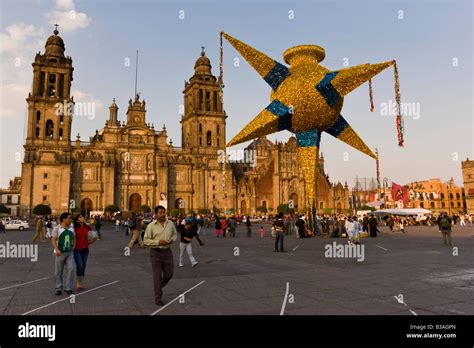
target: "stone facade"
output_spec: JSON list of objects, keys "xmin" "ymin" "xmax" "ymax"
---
[
  {"xmin": 461, "ymin": 159, "xmax": 474, "ymax": 214},
  {"xmin": 405, "ymin": 178, "xmax": 465, "ymax": 214},
  {"xmin": 0, "ymin": 177, "xmax": 21, "ymax": 216},
  {"xmin": 19, "ymin": 29, "xmax": 348, "ymax": 217}
]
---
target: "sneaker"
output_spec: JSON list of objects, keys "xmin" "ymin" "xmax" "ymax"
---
[
  {"xmin": 155, "ymin": 300, "xmax": 164, "ymax": 306},
  {"xmin": 179, "ymin": 263, "xmax": 183, "ymax": 267},
  {"xmin": 55, "ymin": 290, "xmax": 62, "ymax": 296},
  {"xmin": 192, "ymin": 262, "xmax": 198, "ymax": 267},
  {"xmin": 64, "ymin": 290, "xmax": 74, "ymax": 295}
]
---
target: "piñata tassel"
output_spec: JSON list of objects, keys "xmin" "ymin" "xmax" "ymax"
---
[
  {"xmin": 219, "ymin": 31, "xmax": 224, "ymax": 92},
  {"xmin": 369, "ymin": 79, "xmax": 375, "ymax": 112},
  {"xmin": 392, "ymin": 60, "xmax": 404, "ymax": 147}
]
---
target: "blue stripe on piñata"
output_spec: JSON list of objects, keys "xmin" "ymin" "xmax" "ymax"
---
[
  {"xmin": 266, "ymin": 99, "xmax": 292, "ymax": 131},
  {"xmin": 315, "ymin": 71, "xmax": 340, "ymax": 107},
  {"xmin": 264, "ymin": 61, "xmax": 291, "ymax": 91},
  {"xmin": 295, "ymin": 129, "xmax": 321, "ymax": 147},
  {"xmin": 325, "ymin": 115, "xmax": 348, "ymax": 138}
]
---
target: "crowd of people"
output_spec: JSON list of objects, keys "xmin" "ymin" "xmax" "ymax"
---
[{"xmin": 2, "ymin": 207, "xmax": 468, "ymax": 306}]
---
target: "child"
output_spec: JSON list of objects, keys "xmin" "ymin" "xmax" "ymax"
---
[{"xmin": 260, "ymin": 226, "xmax": 264, "ymax": 238}]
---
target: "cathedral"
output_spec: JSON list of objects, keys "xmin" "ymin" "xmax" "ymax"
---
[{"xmin": 19, "ymin": 28, "xmax": 349, "ymax": 217}]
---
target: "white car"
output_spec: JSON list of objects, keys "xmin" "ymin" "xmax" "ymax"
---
[{"xmin": 3, "ymin": 220, "xmax": 30, "ymax": 231}]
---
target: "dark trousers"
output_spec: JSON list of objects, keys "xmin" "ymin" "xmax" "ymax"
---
[
  {"xmin": 150, "ymin": 248, "xmax": 174, "ymax": 302},
  {"xmin": 275, "ymin": 233, "xmax": 284, "ymax": 252},
  {"xmin": 195, "ymin": 234, "xmax": 204, "ymax": 246},
  {"xmin": 246, "ymin": 226, "xmax": 251, "ymax": 237},
  {"xmin": 73, "ymin": 248, "xmax": 89, "ymax": 280},
  {"xmin": 369, "ymin": 227, "xmax": 377, "ymax": 237},
  {"xmin": 229, "ymin": 228, "xmax": 236, "ymax": 237}
]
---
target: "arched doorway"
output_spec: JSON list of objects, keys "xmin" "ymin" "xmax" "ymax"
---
[
  {"xmin": 129, "ymin": 193, "xmax": 142, "ymax": 212},
  {"xmin": 337, "ymin": 202, "xmax": 342, "ymax": 212},
  {"xmin": 81, "ymin": 198, "xmax": 93, "ymax": 217},
  {"xmin": 241, "ymin": 200, "xmax": 247, "ymax": 216},
  {"xmin": 290, "ymin": 193, "xmax": 298, "ymax": 210}
]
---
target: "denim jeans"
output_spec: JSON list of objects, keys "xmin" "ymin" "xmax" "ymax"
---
[
  {"xmin": 275, "ymin": 233, "xmax": 284, "ymax": 252},
  {"xmin": 179, "ymin": 242, "xmax": 197, "ymax": 266},
  {"xmin": 74, "ymin": 248, "xmax": 89, "ymax": 280},
  {"xmin": 54, "ymin": 251, "xmax": 76, "ymax": 291}
]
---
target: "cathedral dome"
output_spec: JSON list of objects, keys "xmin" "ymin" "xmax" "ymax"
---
[{"xmin": 44, "ymin": 27, "xmax": 65, "ymax": 58}]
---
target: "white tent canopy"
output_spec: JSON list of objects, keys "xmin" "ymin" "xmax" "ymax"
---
[{"xmin": 373, "ymin": 208, "xmax": 433, "ymax": 216}]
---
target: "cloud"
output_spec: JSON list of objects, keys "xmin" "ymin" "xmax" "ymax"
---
[
  {"xmin": 46, "ymin": 0, "xmax": 91, "ymax": 33},
  {"xmin": 0, "ymin": 23, "xmax": 45, "ymax": 119}
]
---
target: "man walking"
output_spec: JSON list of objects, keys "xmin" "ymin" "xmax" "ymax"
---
[
  {"xmin": 144, "ymin": 205, "xmax": 177, "ymax": 306},
  {"xmin": 128, "ymin": 213, "xmax": 144, "ymax": 249},
  {"xmin": 178, "ymin": 221, "xmax": 198, "ymax": 267},
  {"xmin": 438, "ymin": 212, "xmax": 453, "ymax": 246},
  {"xmin": 245, "ymin": 216, "xmax": 251, "ymax": 237},
  {"xmin": 273, "ymin": 212, "xmax": 285, "ymax": 252},
  {"xmin": 368, "ymin": 214, "xmax": 378, "ymax": 237},
  {"xmin": 229, "ymin": 216, "xmax": 237, "ymax": 237},
  {"xmin": 51, "ymin": 212, "xmax": 76, "ymax": 295},
  {"xmin": 32, "ymin": 217, "xmax": 46, "ymax": 242},
  {"xmin": 296, "ymin": 215, "xmax": 306, "ymax": 238}
]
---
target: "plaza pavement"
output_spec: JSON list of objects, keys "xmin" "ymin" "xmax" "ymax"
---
[{"xmin": 0, "ymin": 222, "xmax": 473, "ymax": 315}]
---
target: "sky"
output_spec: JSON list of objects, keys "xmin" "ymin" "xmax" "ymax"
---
[{"xmin": 0, "ymin": 0, "xmax": 472, "ymax": 189}]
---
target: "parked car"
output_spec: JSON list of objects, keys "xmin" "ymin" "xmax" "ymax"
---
[{"xmin": 3, "ymin": 220, "xmax": 30, "ymax": 231}]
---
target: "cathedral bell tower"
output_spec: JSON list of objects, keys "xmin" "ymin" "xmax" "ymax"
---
[
  {"xmin": 181, "ymin": 47, "xmax": 227, "ymax": 150},
  {"xmin": 20, "ymin": 26, "xmax": 74, "ymax": 217},
  {"xmin": 25, "ymin": 25, "xmax": 74, "ymax": 147}
]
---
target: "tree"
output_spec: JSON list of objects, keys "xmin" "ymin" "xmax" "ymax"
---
[
  {"xmin": 138, "ymin": 204, "xmax": 151, "ymax": 213},
  {"xmin": 105, "ymin": 204, "xmax": 120, "ymax": 213},
  {"xmin": 277, "ymin": 204, "xmax": 289, "ymax": 213},
  {"xmin": 276, "ymin": 204, "xmax": 294, "ymax": 214},
  {"xmin": 0, "ymin": 204, "xmax": 9, "ymax": 214},
  {"xmin": 33, "ymin": 204, "xmax": 51, "ymax": 215},
  {"xmin": 360, "ymin": 205, "xmax": 376, "ymax": 212}
]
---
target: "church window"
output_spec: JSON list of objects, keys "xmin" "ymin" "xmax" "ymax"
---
[
  {"xmin": 43, "ymin": 185, "xmax": 48, "ymax": 191},
  {"xmin": 207, "ymin": 131, "xmax": 212, "ymax": 146},
  {"xmin": 49, "ymin": 74, "xmax": 56, "ymax": 83},
  {"xmin": 59, "ymin": 128, "xmax": 63, "ymax": 140},
  {"xmin": 36, "ymin": 111, "xmax": 41, "ymax": 123},
  {"xmin": 217, "ymin": 125, "xmax": 220, "ymax": 135},
  {"xmin": 199, "ymin": 137, "xmax": 202, "ymax": 146},
  {"xmin": 48, "ymin": 85, "xmax": 56, "ymax": 97},
  {"xmin": 45, "ymin": 120, "xmax": 54, "ymax": 137},
  {"xmin": 35, "ymin": 127, "xmax": 40, "ymax": 138},
  {"xmin": 43, "ymin": 173, "xmax": 49, "ymax": 179},
  {"xmin": 217, "ymin": 138, "xmax": 220, "ymax": 147},
  {"xmin": 60, "ymin": 115, "xmax": 64, "ymax": 124},
  {"xmin": 199, "ymin": 124, "xmax": 202, "ymax": 134},
  {"xmin": 59, "ymin": 74, "xmax": 64, "ymax": 98},
  {"xmin": 38, "ymin": 72, "xmax": 45, "ymax": 96},
  {"xmin": 206, "ymin": 91, "xmax": 211, "ymax": 111},
  {"xmin": 456, "ymin": 193, "xmax": 460, "ymax": 200},
  {"xmin": 199, "ymin": 89, "xmax": 203, "ymax": 109},
  {"xmin": 43, "ymin": 196, "xmax": 48, "ymax": 202},
  {"xmin": 214, "ymin": 91, "xmax": 218, "ymax": 111}
]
